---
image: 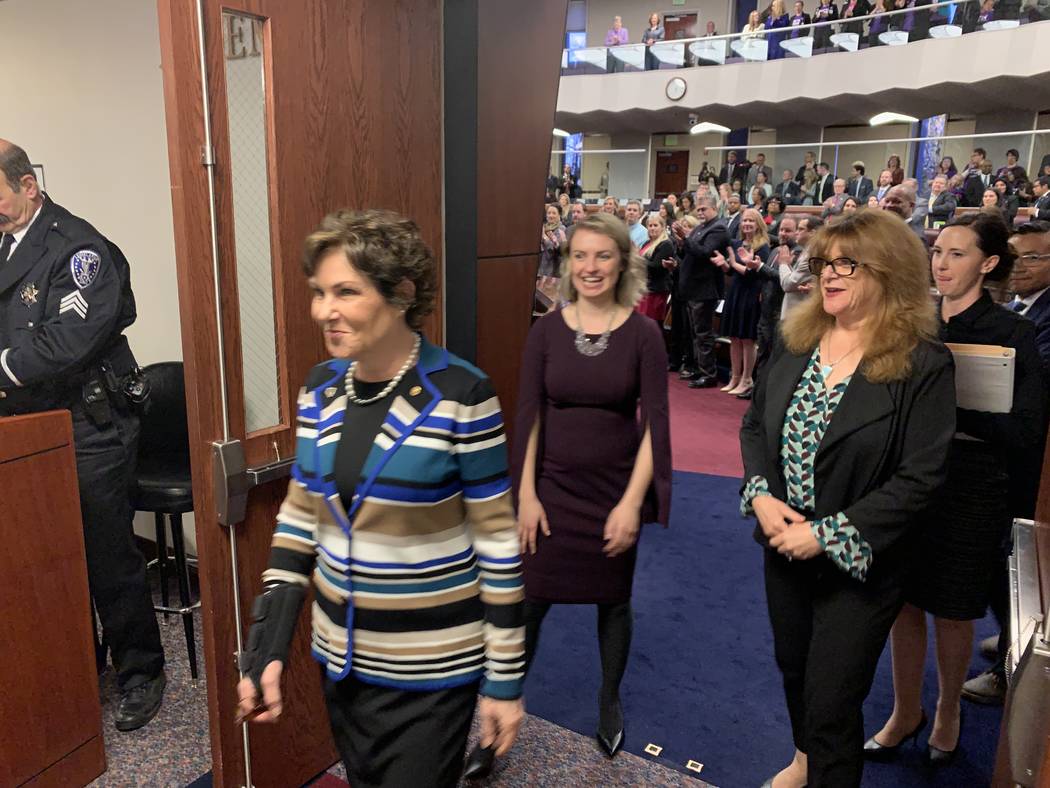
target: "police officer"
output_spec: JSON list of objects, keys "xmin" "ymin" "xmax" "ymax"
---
[{"xmin": 0, "ymin": 140, "xmax": 165, "ymax": 730}]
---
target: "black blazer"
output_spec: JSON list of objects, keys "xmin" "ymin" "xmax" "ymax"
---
[
  {"xmin": 817, "ymin": 174, "xmax": 836, "ymax": 203},
  {"xmin": 678, "ymin": 220, "xmax": 731, "ymax": 301},
  {"xmin": 643, "ymin": 239, "xmax": 676, "ymax": 294},
  {"xmin": 740, "ymin": 338, "xmax": 956, "ymax": 573},
  {"xmin": 775, "ymin": 180, "xmax": 802, "ymax": 205}
]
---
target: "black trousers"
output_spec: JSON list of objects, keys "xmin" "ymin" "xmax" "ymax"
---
[
  {"xmin": 764, "ymin": 549, "xmax": 906, "ymax": 788},
  {"xmin": 73, "ymin": 402, "xmax": 164, "ymax": 689},
  {"xmin": 686, "ymin": 297, "xmax": 719, "ymax": 379},
  {"xmin": 323, "ymin": 672, "xmax": 479, "ymax": 788},
  {"xmin": 668, "ymin": 292, "xmax": 696, "ymax": 369}
]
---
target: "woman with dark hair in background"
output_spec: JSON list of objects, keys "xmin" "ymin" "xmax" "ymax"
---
[
  {"xmin": 742, "ymin": 209, "xmax": 956, "ymax": 787},
  {"xmin": 679, "ymin": 191, "xmax": 695, "ymax": 217},
  {"xmin": 938, "ymin": 156, "xmax": 958, "ymax": 181},
  {"xmin": 514, "ymin": 211, "xmax": 672, "ymax": 761},
  {"xmin": 887, "ymin": 154, "xmax": 905, "ymax": 186},
  {"xmin": 237, "ymin": 210, "xmax": 525, "ymax": 788},
  {"xmin": 866, "ymin": 213, "xmax": 1048, "ymax": 769},
  {"xmin": 993, "ymin": 176, "xmax": 1020, "ymax": 224}
]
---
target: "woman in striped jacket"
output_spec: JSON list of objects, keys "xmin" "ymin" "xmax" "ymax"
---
[{"xmin": 236, "ymin": 210, "xmax": 525, "ymax": 788}]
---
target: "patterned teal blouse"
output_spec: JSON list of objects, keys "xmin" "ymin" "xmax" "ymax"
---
[{"xmin": 741, "ymin": 348, "xmax": 874, "ymax": 580}]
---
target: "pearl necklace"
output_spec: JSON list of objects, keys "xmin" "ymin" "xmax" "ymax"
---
[{"xmin": 345, "ymin": 333, "xmax": 421, "ymax": 405}]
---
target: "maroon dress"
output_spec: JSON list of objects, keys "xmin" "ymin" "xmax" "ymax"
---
[{"xmin": 513, "ymin": 309, "xmax": 672, "ymax": 603}]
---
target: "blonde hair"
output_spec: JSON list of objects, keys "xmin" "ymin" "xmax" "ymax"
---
[
  {"xmin": 679, "ymin": 214, "xmax": 701, "ymax": 232},
  {"xmin": 558, "ymin": 212, "xmax": 647, "ymax": 308},
  {"xmin": 643, "ymin": 212, "xmax": 670, "ymax": 252},
  {"xmin": 781, "ymin": 209, "xmax": 937, "ymax": 383},
  {"xmin": 740, "ymin": 207, "xmax": 770, "ymax": 249},
  {"xmin": 771, "ymin": 0, "xmax": 786, "ymax": 15}
]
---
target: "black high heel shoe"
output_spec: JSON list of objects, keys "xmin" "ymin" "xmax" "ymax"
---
[
  {"xmin": 925, "ymin": 708, "xmax": 964, "ymax": 768},
  {"xmin": 463, "ymin": 744, "xmax": 496, "ymax": 781},
  {"xmin": 863, "ymin": 712, "xmax": 928, "ymax": 761}
]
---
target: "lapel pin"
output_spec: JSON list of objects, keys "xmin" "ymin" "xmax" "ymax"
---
[
  {"xmin": 409, "ymin": 385, "xmax": 422, "ymax": 396},
  {"xmin": 20, "ymin": 282, "xmax": 39, "ymax": 306}
]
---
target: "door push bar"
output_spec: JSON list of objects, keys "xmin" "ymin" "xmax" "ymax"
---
[{"xmin": 212, "ymin": 439, "xmax": 294, "ymax": 526}]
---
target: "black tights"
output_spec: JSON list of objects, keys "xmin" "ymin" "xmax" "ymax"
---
[{"xmin": 523, "ymin": 599, "xmax": 633, "ymax": 733}]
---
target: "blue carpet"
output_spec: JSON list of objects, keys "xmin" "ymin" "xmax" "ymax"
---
[{"xmin": 524, "ymin": 470, "xmax": 1001, "ymax": 788}]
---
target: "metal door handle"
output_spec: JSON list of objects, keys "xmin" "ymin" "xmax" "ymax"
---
[{"xmin": 212, "ymin": 439, "xmax": 294, "ymax": 526}]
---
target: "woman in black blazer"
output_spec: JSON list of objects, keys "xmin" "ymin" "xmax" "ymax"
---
[
  {"xmin": 636, "ymin": 212, "xmax": 676, "ymax": 323},
  {"xmin": 740, "ymin": 209, "xmax": 956, "ymax": 788},
  {"xmin": 865, "ymin": 213, "xmax": 1049, "ymax": 768}
]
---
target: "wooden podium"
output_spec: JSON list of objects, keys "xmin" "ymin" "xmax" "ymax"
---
[{"xmin": 0, "ymin": 411, "xmax": 106, "ymax": 786}]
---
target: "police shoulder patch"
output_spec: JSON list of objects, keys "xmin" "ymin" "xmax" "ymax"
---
[{"xmin": 70, "ymin": 249, "xmax": 102, "ymax": 289}]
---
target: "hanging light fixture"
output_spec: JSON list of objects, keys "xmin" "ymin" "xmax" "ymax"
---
[
  {"xmin": 869, "ymin": 112, "xmax": 919, "ymax": 126},
  {"xmin": 690, "ymin": 121, "xmax": 731, "ymax": 135},
  {"xmin": 552, "ymin": 128, "xmax": 571, "ymax": 137}
]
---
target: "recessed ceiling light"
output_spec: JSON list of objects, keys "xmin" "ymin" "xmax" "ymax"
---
[
  {"xmin": 552, "ymin": 128, "xmax": 571, "ymax": 137},
  {"xmin": 869, "ymin": 112, "xmax": 919, "ymax": 126},
  {"xmin": 690, "ymin": 122, "xmax": 731, "ymax": 135}
]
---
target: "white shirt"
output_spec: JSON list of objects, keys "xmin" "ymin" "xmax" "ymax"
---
[
  {"xmin": 2, "ymin": 203, "xmax": 43, "ymax": 262},
  {"xmin": 1015, "ymin": 287, "xmax": 1048, "ymax": 316}
]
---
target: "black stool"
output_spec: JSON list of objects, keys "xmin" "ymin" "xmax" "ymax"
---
[{"xmin": 132, "ymin": 362, "xmax": 199, "ymax": 680}]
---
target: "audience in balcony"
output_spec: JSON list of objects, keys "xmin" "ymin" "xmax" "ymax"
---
[
  {"xmin": 997, "ymin": 148, "xmax": 1028, "ymax": 183},
  {"xmin": 741, "ymin": 10, "xmax": 766, "ymax": 40},
  {"xmin": 719, "ymin": 151, "xmax": 749, "ymax": 186},
  {"xmin": 892, "ymin": 0, "xmax": 933, "ymax": 40},
  {"xmin": 765, "ymin": 0, "xmax": 792, "ymax": 57},
  {"xmin": 812, "ymin": 0, "xmax": 839, "ymax": 48},
  {"xmin": 642, "ymin": 13, "xmax": 666, "ymax": 70},
  {"xmin": 1033, "ymin": 176, "xmax": 1050, "ymax": 219},
  {"xmin": 605, "ymin": 16, "xmax": 629, "ymax": 72},
  {"xmin": 887, "ymin": 154, "xmax": 905, "ymax": 186},
  {"xmin": 796, "ymin": 150, "xmax": 818, "ymax": 184},
  {"xmin": 822, "ymin": 178, "xmax": 850, "ymax": 216},
  {"xmin": 848, "ymin": 162, "xmax": 874, "ymax": 202},
  {"xmin": 992, "ymin": 177, "xmax": 1020, "ymax": 224},
  {"xmin": 841, "ymin": 0, "xmax": 874, "ymax": 34},
  {"xmin": 789, "ymin": 0, "xmax": 813, "ymax": 36},
  {"xmin": 937, "ymin": 156, "xmax": 958, "ymax": 180},
  {"xmin": 920, "ymin": 174, "xmax": 958, "ymax": 228},
  {"xmin": 800, "ymin": 169, "xmax": 820, "ymax": 205},
  {"xmin": 776, "ymin": 169, "xmax": 803, "ymax": 204},
  {"xmin": 747, "ymin": 153, "xmax": 774, "ymax": 190},
  {"xmin": 874, "ymin": 169, "xmax": 894, "ymax": 201},
  {"xmin": 977, "ymin": 0, "xmax": 997, "ymax": 24},
  {"xmin": 868, "ymin": 0, "xmax": 891, "ymax": 44},
  {"xmin": 816, "ymin": 162, "xmax": 836, "ymax": 202}
]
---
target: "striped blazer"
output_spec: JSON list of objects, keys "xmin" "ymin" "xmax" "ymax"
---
[{"xmin": 262, "ymin": 338, "xmax": 526, "ymax": 699}]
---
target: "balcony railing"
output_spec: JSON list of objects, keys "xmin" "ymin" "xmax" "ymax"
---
[{"xmin": 561, "ymin": 0, "xmax": 1043, "ymax": 73}]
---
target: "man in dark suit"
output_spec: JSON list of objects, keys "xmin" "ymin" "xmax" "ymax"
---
[
  {"xmin": 1008, "ymin": 220, "xmax": 1050, "ymax": 364},
  {"xmin": 725, "ymin": 193, "xmax": 744, "ymax": 239},
  {"xmin": 673, "ymin": 194, "xmax": 731, "ymax": 388},
  {"xmin": 918, "ymin": 174, "xmax": 957, "ymax": 228},
  {"xmin": 816, "ymin": 162, "xmax": 835, "ymax": 203},
  {"xmin": 847, "ymin": 162, "xmax": 874, "ymax": 203},
  {"xmin": 746, "ymin": 153, "xmax": 774, "ymax": 191},
  {"xmin": 1032, "ymin": 176, "xmax": 1050, "ymax": 220},
  {"xmin": 774, "ymin": 169, "xmax": 802, "ymax": 205},
  {"xmin": 874, "ymin": 169, "xmax": 894, "ymax": 202},
  {"xmin": 718, "ymin": 151, "xmax": 748, "ymax": 186}
]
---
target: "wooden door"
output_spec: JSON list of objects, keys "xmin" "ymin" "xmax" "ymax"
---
[
  {"xmin": 156, "ymin": 2, "xmax": 442, "ymax": 786},
  {"xmin": 654, "ymin": 150, "xmax": 690, "ymax": 198},
  {"xmin": 663, "ymin": 13, "xmax": 698, "ymax": 41}
]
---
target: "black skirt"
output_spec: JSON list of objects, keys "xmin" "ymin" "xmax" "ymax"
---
[
  {"xmin": 322, "ymin": 671, "xmax": 479, "ymax": 788},
  {"xmin": 906, "ymin": 440, "xmax": 1011, "ymax": 620}
]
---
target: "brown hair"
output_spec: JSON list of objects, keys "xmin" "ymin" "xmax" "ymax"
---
[
  {"xmin": 782, "ymin": 209, "xmax": 937, "ymax": 382},
  {"xmin": 303, "ymin": 209, "xmax": 437, "ymax": 330}
]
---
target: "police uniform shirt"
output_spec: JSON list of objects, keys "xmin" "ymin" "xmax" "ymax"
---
[{"xmin": 0, "ymin": 195, "xmax": 136, "ymax": 410}]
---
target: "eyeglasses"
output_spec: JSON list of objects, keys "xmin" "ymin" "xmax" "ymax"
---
[
  {"xmin": 808, "ymin": 256, "xmax": 866, "ymax": 277},
  {"xmin": 1017, "ymin": 253, "xmax": 1050, "ymax": 265}
]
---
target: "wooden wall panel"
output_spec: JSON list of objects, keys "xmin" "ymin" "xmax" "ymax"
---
[
  {"xmin": 476, "ymin": 255, "xmax": 540, "ymax": 440},
  {"xmin": 476, "ymin": 0, "xmax": 569, "ymax": 260}
]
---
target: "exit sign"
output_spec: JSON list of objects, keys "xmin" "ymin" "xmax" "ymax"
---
[
  {"xmin": 673, "ymin": 0, "xmax": 686, "ymax": 5},
  {"xmin": 665, "ymin": 135, "xmax": 679, "ymax": 146}
]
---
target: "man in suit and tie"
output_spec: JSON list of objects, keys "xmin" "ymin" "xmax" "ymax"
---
[
  {"xmin": 725, "ymin": 193, "xmax": 743, "ymax": 239},
  {"xmin": 918, "ymin": 174, "xmax": 958, "ymax": 228},
  {"xmin": 746, "ymin": 153, "xmax": 773, "ymax": 191},
  {"xmin": 718, "ymin": 151, "xmax": 748, "ymax": 186},
  {"xmin": 874, "ymin": 169, "xmax": 894, "ymax": 202},
  {"xmin": 672, "ymin": 194, "xmax": 731, "ymax": 388},
  {"xmin": 816, "ymin": 162, "xmax": 835, "ymax": 203},
  {"xmin": 1032, "ymin": 176, "xmax": 1050, "ymax": 220},
  {"xmin": 774, "ymin": 169, "xmax": 801, "ymax": 205},
  {"xmin": 821, "ymin": 178, "xmax": 849, "ymax": 217},
  {"xmin": 847, "ymin": 162, "xmax": 874, "ymax": 203}
]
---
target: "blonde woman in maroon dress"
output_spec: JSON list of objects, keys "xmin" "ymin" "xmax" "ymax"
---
[{"xmin": 513, "ymin": 212, "xmax": 672, "ymax": 758}]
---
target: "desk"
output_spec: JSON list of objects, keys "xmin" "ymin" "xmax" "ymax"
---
[{"xmin": 0, "ymin": 411, "xmax": 105, "ymax": 787}]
